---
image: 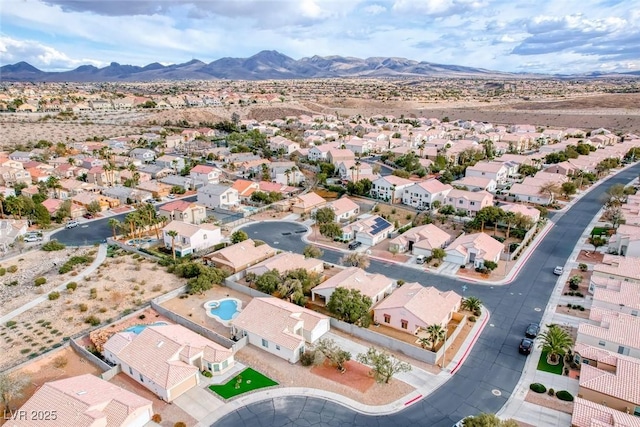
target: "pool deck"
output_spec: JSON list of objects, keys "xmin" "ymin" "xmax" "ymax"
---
[{"xmin": 203, "ymin": 298, "xmax": 243, "ymax": 327}]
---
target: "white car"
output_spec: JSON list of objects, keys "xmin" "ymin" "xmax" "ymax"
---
[
  {"xmin": 65, "ymin": 220, "xmax": 79, "ymax": 229},
  {"xmin": 553, "ymin": 266, "xmax": 564, "ymax": 275},
  {"xmin": 167, "ymin": 194, "xmax": 176, "ymax": 199},
  {"xmin": 454, "ymin": 416, "xmax": 472, "ymax": 427},
  {"xmin": 24, "ymin": 235, "xmax": 43, "ymax": 242}
]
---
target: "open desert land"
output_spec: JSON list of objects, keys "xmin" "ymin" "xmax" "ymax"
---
[{"xmin": 0, "ymin": 250, "xmax": 186, "ymax": 372}]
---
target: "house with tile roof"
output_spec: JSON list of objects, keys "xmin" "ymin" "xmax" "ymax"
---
[
  {"xmin": 158, "ymin": 200, "xmax": 207, "ymax": 225},
  {"xmin": 499, "ymin": 203, "xmax": 541, "ymax": 223},
  {"xmin": 591, "ymin": 279, "xmax": 640, "ymax": 317},
  {"xmin": 607, "ymin": 224, "xmax": 640, "ymax": 257},
  {"xmin": 401, "ymin": 179, "xmax": 452, "ymax": 209},
  {"xmin": 571, "ymin": 397, "xmax": 640, "ymax": 427},
  {"xmin": 245, "ymin": 252, "xmax": 324, "ymax": 277},
  {"xmin": 230, "ymin": 297, "xmax": 329, "ymax": 363},
  {"xmin": 231, "ymin": 179, "xmax": 260, "ymax": 201},
  {"xmin": 341, "ymin": 214, "xmax": 394, "ymax": 247},
  {"xmin": 197, "ymin": 184, "xmax": 239, "ymax": 210},
  {"xmin": 388, "ymin": 224, "xmax": 452, "ymax": 256},
  {"xmin": 311, "ymin": 267, "xmax": 395, "ymax": 307},
  {"xmin": 444, "ymin": 232, "xmax": 504, "ymax": 268},
  {"xmin": 204, "ymin": 239, "xmax": 277, "ymax": 273},
  {"xmin": 371, "ymin": 175, "xmax": 415, "ymax": 203},
  {"xmin": 574, "ymin": 345, "xmax": 640, "ymax": 416},
  {"xmin": 189, "ymin": 164, "xmax": 221, "ymax": 186},
  {"xmin": 291, "ymin": 192, "xmax": 326, "ymax": 214},
  {"xmin": 577, "ymin": 308, "xmax": 640, "ymax": 359},
  {"xmin": 465, "ymin": 161, "xmax": 509, "ymax": 184},
  {"xmin": 337, "ymin": 160, "xmax": 374, "ymax": 183},
  {"xmin": 593, "ymin": 255, "xmax": 640, "ymax": 284},
  {"xmin": 373, "ymin": 283, "xmax": 462, "ymax": 333},
  {"xmin": 162, "ymin": 220, "xmax": 222, "ymax": 257},
  {"xmin": 327, "ymin": 148, "xmax": 355, "ymax": 166},
  {"xmin": 103, "ymin": 324, "xmax": 234, "ymax": 402},
  {"xmin": 327, "ymin": 197, "xmax": 360, "ymax": 222},
  {"xmin": 451, "ymin": 176, "xmax": 497, "ymax": 192},
  {"xmin": 10, "ymin": 374, "xmax": 153, "ymax": 427},
  {"xmin": 444, "ymin": 189, "xmax": 494, "ymax": 217}
]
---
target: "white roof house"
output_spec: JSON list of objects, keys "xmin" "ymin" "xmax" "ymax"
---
[{"xmin": 162, "ymin": 220, "xmax": 222, "ymax": 257}]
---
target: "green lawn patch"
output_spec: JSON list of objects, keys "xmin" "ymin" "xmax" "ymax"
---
[
  {"xmin": 537, "ymin": 351, "xmax": 564, "ymax": 375},
  {"xmin": 591, "ymin": 227, "xmax": 612, "ymax": 236},
  {"xmin": 209, "ymin": 368, "xmax": 278, "ymax": 399}
]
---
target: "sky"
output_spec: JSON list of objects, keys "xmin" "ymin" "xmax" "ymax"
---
[{"xmin": 1, "ymin": 0, "xmax": 639, "ymax": 74}]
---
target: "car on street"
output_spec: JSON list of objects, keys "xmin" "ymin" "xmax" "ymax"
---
[
  {"xmin": 83, "ymin": 213, "xmax": 94, "ymax": 219},
  {"xmin": 525, "ymin": 323, "xmax": 540, "ymax": 338},
  {"xmin": 453, "ymin": 416, "xmax": 472, "ymax": 427},
  {"xmin": 65, "ymin": 220, "xmax": 79, "ymax": 229},
  {"xmin": 553, "ymin": 266, "xmax": 564, "ymax": 275},
  {"xmin": 519, "ymin": 338, "xmax": 534, "ymax": 355},
  {"xmin": 167, "ymin": 194, "xmax": 176, "ymax": 199},
  {"xmin": 24, "ymin": 234, "xmax": 43, "ymax": 242},
  {"xmin": 348, "ymin": 241, "xmax": 362, "ymax": 250}
]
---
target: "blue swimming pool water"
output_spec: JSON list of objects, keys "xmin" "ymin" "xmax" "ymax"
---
[
  {"xmin": 124, "ymin": 321, "xmax": 168, "ymax": 334},
  {"xmin": 208, "ymin": 299, "xmax": 239, "ymax": 320}
]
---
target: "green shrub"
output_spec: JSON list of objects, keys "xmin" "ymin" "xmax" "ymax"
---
[
  {"xmin": 42, "ymin": 240, "xmax": 66, "ymax": 251},
  {"xmin": 469, "ymin": 316, "xmax": 477, "ymax": 322},
  {"xmin": 0, "ymin": 268, "xmax": 6, "ymax": 276},
  {"xmin": 7, "ymin": 265, "xmax": 18, "ymax": 273},
  {"xmin": 578, "ymin": 263, "xmax": 588, "ymax": 272},
  {"xmin": 5, "ymin": 320, "xmax": 16, "ymax": 327},
  {"xmin": 34, "ymin": 277, "xmax": 46, "ymax": 286},
  {"xmin": 59, "ymin": 255, "xmax": 93, "ymax": 274},
  {"xmin": 48, "ymin": 292, "xmax": 60, "ymax": 300},
  {"xmin": 548, "ymin": 388, "xmax": 555, "ymax": 396},
  {"xmin": 529, "ymin": 383, "xmax": 546, "ymax": 393},
  {"xmin": 201, "ymin": 370, "xmax": 213, "ymax": 378},
  {"xmin": 84, "ymin": 315, "xmax": 100, "ymax": 326},
  {"xmin": 66, "ymin": 282, "xmax": 77, "ymax": 291},
  {"xmin": 556, "ymin": 390, "xmax": 574, "ymax": 401},
  {"xmin": 78, "ymin": 303, "xmax": 88, "ymax": 312}
]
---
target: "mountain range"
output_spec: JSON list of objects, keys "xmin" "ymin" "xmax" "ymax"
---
[
  {"xmin": 2, "ymin": 50, "xmax": 639, "ymax": 82},
  {"xmin": 0, "ymin": 50, "xmax": 514, "ymax": 82}
]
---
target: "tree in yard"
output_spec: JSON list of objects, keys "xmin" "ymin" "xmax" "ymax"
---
[
  {"xmin": 0, "ymin": 372, "xmax": 30, "ymax": 411},
  {"xmin": 313, "ymin": 206, "xmax": 336, "ymax": 224},
  {"xmin": 255, "ymin": 270, "xmax": 280, "ymax": 294},
  {"xmin": 431, "ymin": 248, "xmax": 446, "ymax": 262},
  {"xmin": 315, "ymin": 338, "xmax": 351, "ymax": 372},
  {"xmin": 86, "ymin": 200, "xmax": 102, "ymax": 215},
  {"xmin": 461, "ymin": 296, "xmax": 483, "ymax": 314},
  {"xmin": 389, "ymin": 245, "xmax": 399, "ymax": 258},
  {"xmin": 187, "ymin": 266, "xmax": 227, "ymax": 295},
  {"xmin": 303, "ymin": 245, "xmax": 323, "ymax": 259},
  {"xmin": 340, "ymin": 252, "xmax": 370, "ymax": 269},
  {"xmin": 356, "ymin": 347, "xmax": 412, "ymax": 384},
  {"xmin": 327, "ymin": 288, "xmax": 372, "ymax": 326},
  {"xmin": 568, "ymin": 275, "xmax": 582, "ymax": 290},
  {"xmin": 538, "ymin": 182, "xmax": 559, "ymax": 203},
  {"xmin": 424, "ymin": 324, "xmax": 446, "ymax": 351},
  {"xmin": 602, "ymin": 206, "xmax": 624, "ymax": 229},
  {"xmin": 461, "ymin": 413, "xmax": 519, "ymax": 427},
  {"xmin": 518, "ymin": 164, "xmax": 538, "ymax": 177},
  {"xmin": 230, "ymin": 230, "xmax": 249, "ymax": 244},
  {"xmin": 604, "ymin": 183, "xmax": 627, "ymax": 207},
  {"xmin": 561, "ymin": 181, "xmax": 577, "ymax": 198},
  {"xmin": 33, "ymin": 203, "xmax": 51, "ymax": 228},
  {"xmin": 483, "ymin": 260, "xmax": 498, "ymax": 271},
  {"xmin": 588, "ymin": 235, "xmax": 607, "ymax": 253},
  {"xmin": 167, "ymin": 230, "xmax": 178, "ymax": 260},
  {"xmin": 538, "ymin": 324, "xmax": 573, "ymax": 365},
  {"xmin": 439, "ymin": 204, "xmax": 455, "ymax": 216},
  {"xmin": 319, "ymin": 222, "xmax": 342, "ymax": 239}
]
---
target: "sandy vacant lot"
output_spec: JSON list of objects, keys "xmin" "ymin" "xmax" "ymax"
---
[{"xmin": 0, "ymin": 252, "xmax": 186, "ymax": 371}]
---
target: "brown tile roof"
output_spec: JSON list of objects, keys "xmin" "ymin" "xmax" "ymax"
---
[
  {"xmin": 231, "ymin": 298, "xmax": 328, "ymax": 350},
  {"xmin": 572, "ymin": 398, "xmax": 640, "ymax": 427},
  {"xmin": 13, "ymin": 374, "xmax": 151, "ymax": 427},
  {"xmin": 580, "ymin": 354, "xmax": 640, "ymax": 405}
]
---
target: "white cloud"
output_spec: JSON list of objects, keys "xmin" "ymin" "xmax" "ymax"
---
[
  {"xmin": 0, "ymin": 36, "xmax": 105, "ymax": 70},
  {"xmin": 363, "ymin": 4, "xmax": 387, "ymax": 15}
]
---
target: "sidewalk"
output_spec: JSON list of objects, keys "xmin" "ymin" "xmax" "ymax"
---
[
  {"xmin": 196, "ymin": 309, "xmax": 490, "ymax": 426},
  {"xmin": 0, "ymin": 243, "xmax": 108, "ymax": 324}
]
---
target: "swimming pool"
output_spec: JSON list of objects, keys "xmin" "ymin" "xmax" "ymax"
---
[
  {"xmin": 204, "ymin": 298, "xmax": 242, "ymax": 326},
  {"xmin": 124, "ymin": 321, "xmax": 168, "ymax": 334},
  {"xmin": 241, "ymin": 206, "xmax": 259, "ymax": 215},
  {"xmin": 126, "ymin": 238, "xmax": 158, "ymax": 246}
]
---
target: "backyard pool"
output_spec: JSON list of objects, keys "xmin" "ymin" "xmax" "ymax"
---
[
  {"xmin": 126, "ymin": 238, "xmax": 158, "ymax": 246},
  {"xmin": 204, "ymin": 298, "xmax": 242, "ymax": 325},
  {"xmin": 241, "ymin": 206, "xmax": 259, "ymax": 215},
  {"xmin": 123, "ymin": 321, "xmax": 168, "ymax": 334}
]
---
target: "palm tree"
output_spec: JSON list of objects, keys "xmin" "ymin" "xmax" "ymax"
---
[
  {"xmin": 167, "ymin": 230, "xmax": 178, "ymax": 260},
  {"xmin": 107, "ymin": 218, "xmax": 120, "ymax": 239},
  {"xmin": 461, "ymin": 296, "xmax": 482, "ymax": 314},
  {"xmin": 349, "ymin": 165, "xmax": 355, "ymax": 182},
  {"xmin": 0, "ymin": 194, "xmax": 5, "ymax": 219},
  {"xmin": 538, "ymin": 325, "xmax": 573, "ymax": 365},
  {"xmin": 425, "ymin": 324, "xmax": 446, "ymax": 351},
  {"xmin": 284, "ymin": 169, "xmax": 291, "ymax": 186},
  {"xmin": 418, "ymin": 141, "xmax": 425, "ymax": 158},
  {"xmin": 504, "ymin": 211, "xmax": 517, "ymax": 239},
  {"xmin": 355, "ymin": 160, "xmax": 361, "ymax": 182},
  {"xmin": 46, "ymin": 175, "xmax": 61, "ymax": 199}
]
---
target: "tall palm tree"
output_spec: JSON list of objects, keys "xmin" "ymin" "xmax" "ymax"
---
[
  {"xmin": 46, "ymin": 175, "xmax": 61, "ymax": 199},
  {"xmin": 0, "ymin": 194, "xmax": 5, "ymax": 219},
  {"xmin": 355, "ymin": 161, "xmax": 361, "ymax": 182},
  {"xmin": 504, "ymin": 211, "xmax": 517, "ymax": 239},
  {"xmin": 425, "ymin": 324, "xmax": 446, "ymax": 352},
  {"xmin": 167, "ymin": 230, "xmax": 178, "ymax": 260},
  {"xmin": 284, "ymin": 169, "xmax": 291, "ymax": 186},
  {"xmin": 538, "ymin": 325, "xmax": 573, "ymax": 365},
  {"xmin": 107, "ymin": 218, "xmax": 120, "ymax": 239}
]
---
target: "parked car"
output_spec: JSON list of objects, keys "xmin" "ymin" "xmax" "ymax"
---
[
  {"xmin": 83, "ymin": 213, "xmax": 94, "ymax": 219},
  {"xmin": 348, "ymin": 241, "xmax": 362, "ymax": 250},
  {"xmin": 519, "ymin": 338, "xmax": 534, "ymax": 355},
  {"xmin": 416, "ymin": 255, "xmax": 426, "ymax": 264},
  {"xmin": 525, "ymin": 323, "xmax": 540, "ymax": 339},
  {"xmin": 65, "ymin": 220, "xmax": 79, "ymax": 229},
  {"xmin": 167, "ymin": 194, "xmax": 176, "ymax": 199},
  {"xmin": 453, "ymin": 417, "xmax": 472, "ymax": 427},
  {"xmin": 24, "ymin": 234, "xmax": 43, "ymax": 242},
  {"xmin": 553, "ymin": 266, "xmax": 564, "ymax": 275}
]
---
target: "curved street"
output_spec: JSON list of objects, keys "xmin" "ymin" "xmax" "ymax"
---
[{"xmin": 211, "ymin": 163, "xmax": 640, "ymax": 427}]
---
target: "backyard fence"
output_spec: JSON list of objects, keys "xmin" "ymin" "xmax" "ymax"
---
[
  {"xmin": 4, "ymin": 342, "xmax": 70, "ymax": 374},
  {"xmin": 69, "ymin": 338, "xmax": 112, "ymax": 372},
  {"xmin": 100, "ymin": 364, "xmax": 122, "ymax": 381},
  {"xmin": 106, "ymin": 238, "xmax": 159, "ymax": 261}
]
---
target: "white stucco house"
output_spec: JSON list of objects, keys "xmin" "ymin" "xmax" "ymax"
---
[
  {"xmin": 197, "ymin": 184, "xmax": 239, "ymax": 209},
  {"xmin": 162, "ymin": 220, "xmax": 222, "ymax": 257}
]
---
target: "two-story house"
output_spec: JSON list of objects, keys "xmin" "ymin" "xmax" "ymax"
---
[
  {"xmin": 197, "ymin": 184, "xmax": 239, "ymax": 210},
  {"xmin": 162, "ymin": 220, "xmax": 222, "ymax": 257},
  {"xmin": 189, "ymin": 164, "xmax": 221, "ymax": 186},
  {"xmin": 158, "ymin": 200, "xmax": 207, "ymax": 224},
  {"xmin": 465, "ymin": 161, "xmax": 509, "ymax": 184},
  {"xmin": 444, "ymin": 189, "xmax": 494, "ymax": 216},
  {"xmin": 371, "ymin": 175, "xmax": 414, "ymax": 203},
  {"xmin": 129, "ymin": 148, "xmax": 156, "ymax": 163},
  {"xmin": 401, "ymin": 179, "xmax": 452, "ymax": 209}
]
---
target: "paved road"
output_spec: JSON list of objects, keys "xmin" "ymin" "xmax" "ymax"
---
[
  {"xmin": 212, "ymin": 164, "xmax": 640, "ymax": 427},
  {"xmin": 51, "ymin": 195, "xmax": 197, "ymax": 246}
]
